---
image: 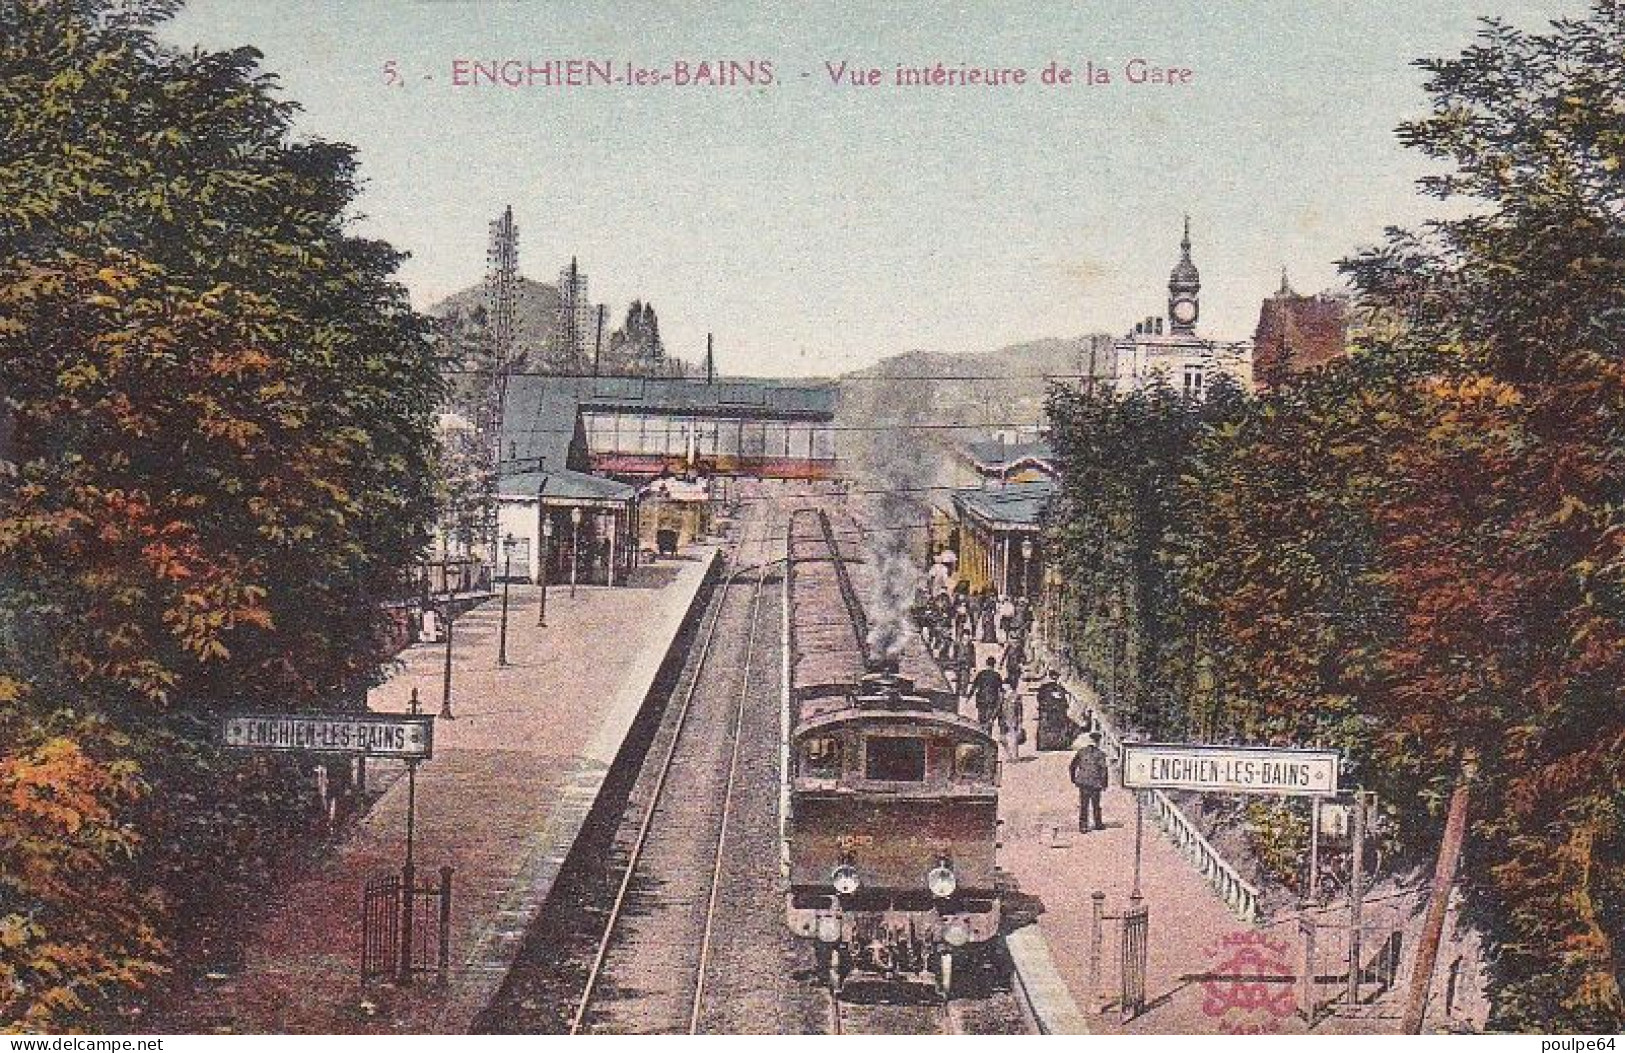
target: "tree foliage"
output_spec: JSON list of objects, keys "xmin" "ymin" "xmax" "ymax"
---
[
  {"xmin": 0, "ymin": 0, "xmax": 441, "ymax": 1028},
  {"xmin": 1047, "ymin": 3, "xmax": 1625, "ymax": 1030}
]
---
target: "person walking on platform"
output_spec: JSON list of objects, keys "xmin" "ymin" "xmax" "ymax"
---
[
  {"xmin": 954, "ymin": 637, "xmax": 975, "ymax": 699},
  {"xmin": 1036, "ymin": 669, "xmax": 1082, "ymax": 751},
  {"xmin": 997, "ymin": 593, "xmax": 1016, "ymax": 643},
  {"xmin": 1004, "ymin": 626, "xmax": 1028, "ymax": 686},
  {"xmin": 1069, "ymin": 732, "xmax": 1110, "ymax": 832},
  {"xmin": 1000, "ymin": 679, "xmax": 1025, "ymax": 761},
  {"xmin": 969, "ymin": 656, "xmax": 1004, "ymax": 731}
]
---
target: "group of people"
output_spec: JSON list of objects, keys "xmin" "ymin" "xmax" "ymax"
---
[
  {"xmin": 918, "ymin": 551, "xmax": 1114, "ymax": 834},
  {"xmin": 919, "ymin": 578, "xmax": 1036, "ymax": 759}
]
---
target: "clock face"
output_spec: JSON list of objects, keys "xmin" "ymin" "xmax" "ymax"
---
[{"xmin": 1172, "ymin": 298, "xmax": 1198, "ymax": 325}]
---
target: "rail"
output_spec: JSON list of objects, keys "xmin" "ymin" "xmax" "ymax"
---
[{"xmin": 568, "ymin": 560, "xmax": 768, "ymax": 1034}]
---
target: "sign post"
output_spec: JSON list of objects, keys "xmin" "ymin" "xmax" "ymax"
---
[
  {"xmin": 221, "ymin": 704, "xmax": 440, "ymax": 986},
  {"xmin": 222, "ymin": 710, "xmax": 434, "ymax": 759},
  {"xmin": 1121, "ymin": 743, "xmax": 1340, "ymax": 797}
]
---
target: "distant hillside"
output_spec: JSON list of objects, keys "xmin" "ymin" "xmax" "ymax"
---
[
  {"xmin": 430, "ymin": 277, "xmax": 564, "ymax": 373},
  {"xmin": 429, "ymin": 278, "xmax": 685, "ymax": 378},
  {"xmin": 838, "ymin": 334, "xmax": 1114, "ymax": 442}
]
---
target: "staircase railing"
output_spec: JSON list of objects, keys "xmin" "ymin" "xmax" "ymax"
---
[{"xmin": 1035, "ymin": 640, "xmax": 1263, "ymax": 923}]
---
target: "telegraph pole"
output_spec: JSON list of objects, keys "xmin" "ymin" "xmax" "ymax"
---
[
  {"xmin": 484, "ymin": 206, "xmax": 519, "ymax": 571},
  {"xmin": 1401, "ymin": 757, "xmax": 1477, "ymax": 1033},
  {"xmin": 594, "ymin": 303, "xmax": 605, "ymax": 377}
]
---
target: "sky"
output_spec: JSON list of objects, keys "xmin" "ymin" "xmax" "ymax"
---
[{"xmin": 160, "ymin": 1, "xmax": 1579, "ymax": 378}]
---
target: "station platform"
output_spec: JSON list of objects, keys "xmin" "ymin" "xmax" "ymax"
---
[
  {"xmin": 153, "ymin": 547, "xmax": 720, "ymax": 1034},
  {"xmin": 993, "ymin": 656, "xmax": 1398, "ymax": 1035},
  {"xmin": 958, "ymin": 644, "xmax": 1271, "ymax": 1035}
]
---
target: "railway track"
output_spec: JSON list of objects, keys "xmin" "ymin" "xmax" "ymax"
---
[
  {"xmin": 568, "ymin": 519, "xmax": 779, "ymax": 1034},
  {"xmin": 827, "ymin": 986, "xmax": 960, "ymax": 1035}
]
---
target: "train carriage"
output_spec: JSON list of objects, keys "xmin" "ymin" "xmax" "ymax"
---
[{"xmin": 783, "ymin": 508, "xmax": 1002, "ymax": 999}]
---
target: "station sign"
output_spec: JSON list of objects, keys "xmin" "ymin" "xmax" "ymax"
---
[
  {"xmin": 1122, "ymin": 742, "xmax": 1338, "ymax": 797},
  {"xmin": 222, "ymin": 711, "xmax": 434, "ymax": 759}
]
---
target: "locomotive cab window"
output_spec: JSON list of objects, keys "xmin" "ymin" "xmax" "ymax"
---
[
  {"xmin": 955, "ymin": 743, "xmax": 992, "ymax": 780},
  {"xmin": 801, "ymin": 736, "xmax": 842, "ymax": 778},
  {"xmin": 865, "ymin": 735, "xmax": 926, "ymax": 782}
]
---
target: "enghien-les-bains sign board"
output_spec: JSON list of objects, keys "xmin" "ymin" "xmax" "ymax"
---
[
  {"xmin": 1121, "ymin": 742, "xmax": 1339, "ymax": 797},
  {"xmin": 222, "ymin": 711, "xmax": 434, "ymax": 760}
]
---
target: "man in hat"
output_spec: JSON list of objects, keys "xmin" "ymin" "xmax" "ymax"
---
[
  {"xmin": 969, "ymin": 655, "xmax": 1004, "ymax": 731},
  {"xmin": 1069, "ymin": 732, "xmax": 1110, "ymax": 833}
]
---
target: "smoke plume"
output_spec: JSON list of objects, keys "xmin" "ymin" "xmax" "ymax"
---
[{"xmin": 836, "ymin": 371, "xmax": 935, "ymax": 662}]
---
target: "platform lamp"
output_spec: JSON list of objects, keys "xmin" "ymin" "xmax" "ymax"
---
[
  {"xmin": 569, "ymin": 506, "xmax": 582, "ymax": 598},
  {"xmin": 1020, "ymin": 536, "xmax": 1035, "ymax": 599},
  {"xmin": 538, "ymin": 514, "xmax": 554, "ymax": 626},
  {"xmin": 497, "ymin": 532, "xmax": 515, "ymax": 667}
]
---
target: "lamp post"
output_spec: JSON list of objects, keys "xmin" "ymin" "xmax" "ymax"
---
[
  {"xmin": 538, "ymin": 515, "xmax": 553, "ymax": 626},
  {"xmin": 569, "ymin": 506, "xmax": 582, "ymax": 598},
  {"xmin": 439, "ymin": 598, "xmax": 456, "ymax": 720},
  {"xmin": 497, "ymin": 532, "xmax": 514, "ymax": 667},
  {"xmin": 1020, "ymin": 536, "xmax": 1035, "ymax": 599}
]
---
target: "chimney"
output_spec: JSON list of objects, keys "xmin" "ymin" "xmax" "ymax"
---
[
  {"xmin": 593, "ymin": 304, "xmax": 605, "ymax": 376},
  {"xmin": 705, "ymin": 333, "xmax": 715, "ymax": 384}
]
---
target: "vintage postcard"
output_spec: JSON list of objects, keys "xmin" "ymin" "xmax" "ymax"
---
[{"xmin": 1, "ymin": 0, "xmax": 1622, "ymax": 1043}]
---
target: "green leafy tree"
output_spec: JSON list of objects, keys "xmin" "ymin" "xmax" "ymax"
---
[{"xmin": 0, "ymin": 0, "xmax": 441, "ymax": 1027}]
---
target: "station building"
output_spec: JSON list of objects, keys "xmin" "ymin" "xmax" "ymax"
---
[
  {"xmin": 492, "ymin": 374, "xmax": 837, "ymax": 583},
  {"xmin": 575, "ymin": 376, "xmax": 837, "ymax": 481},
  {"xmin": 1102, "ymin": 218, "xmax": 1252, "ymax": 398},
  {"xmin": 1251, "ymin": 271, "xmax": 1350, "ymax": 390},
  {"xmin": 950, "ymin": 479, "xmax": 1054, "ymax": 600}
]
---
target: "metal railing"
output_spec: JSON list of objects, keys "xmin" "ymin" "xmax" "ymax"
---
[
  {"xmin": 1032, "ymin": 638, "xmax": 1263, "ymax": 924},
  {"xmin": 1146, "ymin": 790, "xmax": 1262, "ymax": 923},
  {"xmin": 1089, "ymin": 891, "xmax": 1151, "ymax": 1021}
]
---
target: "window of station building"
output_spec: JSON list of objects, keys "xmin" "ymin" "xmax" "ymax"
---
[
  {"xmin": 865, "ymin": 735, "xmax": 926, "ymax": 782},
  {"xmin": 716, "ymin": 419, "xmax": 742, "ymax": 457},
  {"xmin": 785, "ymin": 422, "xmax": 812, "ymax": 459},
  {"xmin": 764, "ymin": 420, "xmax": 789, "ymax": 458},
  {"xmin": 694, "ymin": 419, "xmax": 719, "ymax": 456},
  {"xmin": 801, "ymin": 736, "xmax": 842, "ymax": 779},
  {"xmin": 1182, "ymin": 366, "xmax": 1205, "ymax": 397},
  {"xmin": 740, "ymin": 420, "xmax": 767, "ymax": 458},
  {"xmin": 954, "ymin": 743, "xmax": 992, "ymax": 781},
  {"xmin": 811, "ymin": 425, "xmax": 836, "ymax": 462},
  {"xmin": 664, "ymin": 418, "xmax": 688, "ymax": 456},
  {"xmin": 583, "ymin": 411, "xmax": 614, "ymax": 451}
]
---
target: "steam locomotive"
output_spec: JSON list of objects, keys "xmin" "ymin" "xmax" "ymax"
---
[{"xmin": 782, "ymin": 508, "xmax": 1002, "ymax": 999}]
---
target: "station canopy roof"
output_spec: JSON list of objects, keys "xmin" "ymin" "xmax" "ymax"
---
[
  {"xmin": 959, "ymin": 438, "xmax": 1056, "ymax": 474},
  {"xmin": 580, "ymin": 376, "xmax": 836, "ymax": 419},
  {"xmin": 499, "ymin": 466, "xmax": 636, "ymax": 507},
  {"xmin": 951, "ymin": 479, "xmax": 1055, "ymax": 533}
]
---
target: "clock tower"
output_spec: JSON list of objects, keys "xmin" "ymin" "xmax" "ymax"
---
[{"xmin": 1168, "ymin": 215, "xmax": 1200, "ymax": 335}]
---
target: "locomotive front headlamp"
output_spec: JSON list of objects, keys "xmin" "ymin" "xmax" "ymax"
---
[
  {"xmin": 831, "ymin": 864, "xmax": 861, "ymax": 896},
  {"xmin": 926, "ymin": 864, "xmax": 958, "ymax": 899},
  {"xmin": 943, "ymin": 919, "xmax": 971, "ymax": 947}
]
